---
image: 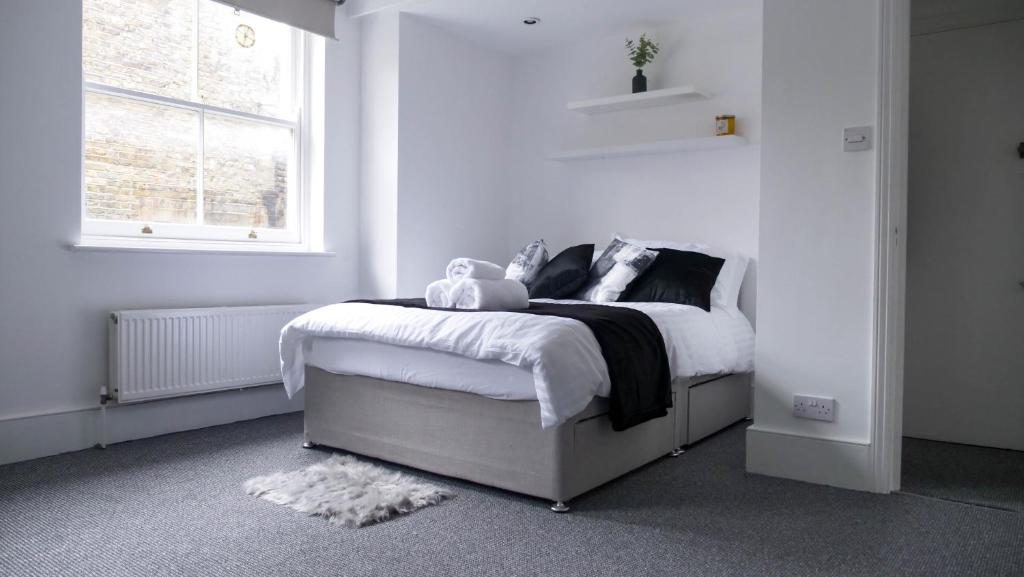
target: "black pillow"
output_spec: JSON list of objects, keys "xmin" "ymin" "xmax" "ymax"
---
[
  {"xmin": 528, "ymin": 244, "xmax": 595, "ymax": 299},
  {"xmin": 620, "ymin": 249, "xmax": 725, "ymax": 311}
]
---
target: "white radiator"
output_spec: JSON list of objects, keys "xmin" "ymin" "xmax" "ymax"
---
[{"xmin": 108, "ymin": 305, "xmax": 317, "ymax": 403}]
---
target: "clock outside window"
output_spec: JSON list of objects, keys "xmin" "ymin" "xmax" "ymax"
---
[{"xmin": 235, "ymin": 24, "xmax": 255, "ymax": 48}]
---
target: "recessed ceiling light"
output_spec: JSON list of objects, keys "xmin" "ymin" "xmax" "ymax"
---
[{"xmin": 522, "ymin": 17, "xmax": 541, "ymax": 25}]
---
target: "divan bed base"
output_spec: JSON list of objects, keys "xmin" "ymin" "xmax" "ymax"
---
[{"xmin": 303, "ymin": 368, "xmax": 751, "ymax": 508}]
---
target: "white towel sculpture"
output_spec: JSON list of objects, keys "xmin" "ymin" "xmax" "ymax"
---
[
  {"xmin": 445, "ymin": 258, "xmax": 506, "ymax": 282},
  {"xmin": 425, "ymin": 259, "xmax": 529, "ymax": 310},
  {"xmin": 425, "ymin": 279, "xmax": 454, "ymax": 308},
  {"xmin": 448, "ymin": 278, "xmax": 529, "ymax": 310}
]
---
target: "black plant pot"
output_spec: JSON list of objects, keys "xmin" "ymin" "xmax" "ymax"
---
[{"xmin": 632, "ymin": 69, "xmax": 647, "ymax": 94}]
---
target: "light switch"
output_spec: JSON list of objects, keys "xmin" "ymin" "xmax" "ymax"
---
[{"xmin": 843, "ymin": 126, "xmax": 872, "ymax": 152}]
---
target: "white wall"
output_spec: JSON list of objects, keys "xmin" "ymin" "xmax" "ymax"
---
[
  {"xmin": 0, "ymin": 0, "xmax": 363, "ymax": 464},
  {"xmin": 747, "ymin": 0, "xmax": 882, "ymax": 491},
  {"xmin": 395, "ymin": 15, "xmax": 513, "ymax": 296},
  {"xmin": 506, "ymin": 4, "xmax": 762, "ymax": 317},
  {"xmin": 358, "ymin": 10, "xmax": 400, "ymax": 297},
  {"xmin": 903, "ymin": 18, "xmax": 1024, "ymax": 451},
  {"xmin": 358, "ymin": 12, "xmax": 514, "ymax": 298}
]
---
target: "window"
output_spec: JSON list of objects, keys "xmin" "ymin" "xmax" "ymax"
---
[{"xmin": 82, "ymin": 0, "xmax": 319, "ymax": 248}]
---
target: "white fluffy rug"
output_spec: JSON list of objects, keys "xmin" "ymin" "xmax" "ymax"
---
[{"xmin": 243, "ymin": 455, "xmax": 454, "ymax": 527}]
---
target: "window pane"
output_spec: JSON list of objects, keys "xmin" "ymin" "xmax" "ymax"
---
[
  {"xmin": 83, "ymin": 0, "xmax": 195, "ymax": 100},
  {"xmin": 84, "ymin": 92, "xmax": 198, "ymax": 224},
  {"xmin": 198, "ymin": 1, "xmax": 295, "ymax": 117},
  {"xmin": 203, "ymin": 115, "xmax": 292, "ymax": 229}
]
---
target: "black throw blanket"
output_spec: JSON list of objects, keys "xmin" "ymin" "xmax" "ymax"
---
[{"xmin": 349, "ymin": 298, "xmax": 672, "ymax": 431}]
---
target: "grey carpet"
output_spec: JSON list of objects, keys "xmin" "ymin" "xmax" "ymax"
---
[
  {"xmin": 0, "ymin": 415, "xmax": 1020, "ymax": 577},
  {"xmin": 901, "ymin": 436, "xmax": 1024, "ymax": 513}
]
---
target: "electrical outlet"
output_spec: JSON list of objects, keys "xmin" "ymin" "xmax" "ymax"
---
[{"xmin": 793, "ymin": 395, "xmax": 835, "ymax": 422}]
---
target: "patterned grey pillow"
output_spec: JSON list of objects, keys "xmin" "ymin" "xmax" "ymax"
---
[
  {"xmin": 506, "ymin": 239, "xmax": 549, "ymax": 285},
  {"xmin": 576, "ymin": 237, "xmax": 659, "ymax": 302}
]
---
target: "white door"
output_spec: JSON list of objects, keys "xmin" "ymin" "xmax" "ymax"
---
[{"xmin": 904, "ymin": 18, "xmax": 1024, "ymax": 451}]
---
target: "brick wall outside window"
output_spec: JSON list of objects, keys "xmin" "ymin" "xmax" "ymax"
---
[{"xmin": 83, "ymin": 0, "xmax": 293, "ymax": 230}]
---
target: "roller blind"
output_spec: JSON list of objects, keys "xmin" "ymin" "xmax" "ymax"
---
[{"xmin": 211, "ymin": 0, "xmax": 339, "ymax": 39}]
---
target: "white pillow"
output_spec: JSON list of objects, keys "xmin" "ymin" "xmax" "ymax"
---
[
  {"xmin": 506, "ymin": 239, "xmax": 548, "ymax": 285},
  {"xmin": 615, "ymin": 234, "xmax": 749, "ymax": 310},
  {"xmin": 576, "ymin": 238, "xmax": 658, "ymax": 302}
]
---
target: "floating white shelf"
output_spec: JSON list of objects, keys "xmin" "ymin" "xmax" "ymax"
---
[
  {"xmin": 548, "ymin": 135, "xmax": 747, "ymax": 161},
  {"xmin": 567, "ymin": 85, "xmax": 709, "ymax": 114}
]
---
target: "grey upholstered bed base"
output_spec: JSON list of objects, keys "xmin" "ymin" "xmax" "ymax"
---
[{"xmin": 304, "ymin": 367, "xmax": 751, "ymax": 507}]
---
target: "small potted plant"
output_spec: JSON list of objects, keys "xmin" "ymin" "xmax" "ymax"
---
[{"xmin": 625, "ymin": 33, "xmax": 660, "ymax": 93}]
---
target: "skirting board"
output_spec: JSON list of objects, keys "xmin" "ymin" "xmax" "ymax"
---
[
  {"xmin": 0, "ymin": 386, "xmax": 303, "ymax": 466},
  {"xmin": 745, "ymin": 426, "xmax": 876, "ymax": 492}
]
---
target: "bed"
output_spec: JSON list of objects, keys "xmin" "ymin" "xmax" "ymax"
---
[{"xmin": 281, "ymin": 299, "xmax": 754, "ymax": 511}]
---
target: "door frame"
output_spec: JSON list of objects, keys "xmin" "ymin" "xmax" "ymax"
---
[{"xmin": 869, "ymin": 0, "xmax": 911, "ymax": 493}]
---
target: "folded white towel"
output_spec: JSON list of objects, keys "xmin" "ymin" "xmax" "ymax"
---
[
  {"xmin": 425, "ymin": 279, "xmax": 454, "ymax": 308},
  {"xmin": 449, "ymin": 279, "xmax": 529, "ymax": 310},
  {"xmin": 445, "ymin": 258, "xmax": 506, "ymax": 282}
]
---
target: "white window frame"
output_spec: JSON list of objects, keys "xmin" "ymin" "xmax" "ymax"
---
[{"xmin": 81, "ymin": 1, "xmax": 321, "ymax": 251}]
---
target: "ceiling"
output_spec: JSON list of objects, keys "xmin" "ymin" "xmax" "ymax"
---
[{"xmin": 346, "ymin": 0, "xmax": 756, "ymax": 55}]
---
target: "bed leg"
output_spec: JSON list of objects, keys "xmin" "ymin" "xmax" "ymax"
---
[
  {"xmin": 550, "ymin": 501, "xmax": 570, "ymax": 513},
  {"xmin": 302, "ymin": 440, "xmax": 317, "ymax": 449},
  {"xmin": 670, "ymin": 447, "xmax": 685, "ymax": 457}
]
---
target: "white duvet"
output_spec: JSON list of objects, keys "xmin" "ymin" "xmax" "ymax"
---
[{"xmin": 280, "ymin": 300, "xmax": 754, "ymax": 428}]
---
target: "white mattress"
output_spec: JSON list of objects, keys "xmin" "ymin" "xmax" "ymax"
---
[
  {"xmin": 305, "ymin": 300, "xmax": 754, "ymax": 402},
  {"xmin": 309, "ymin": 339, "xmax": 538, "ymax": 399}
]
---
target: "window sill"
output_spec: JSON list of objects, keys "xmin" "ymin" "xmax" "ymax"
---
[{"xmin": 71, "ymin": 237, "xmax": 335, "ymax": 257}]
